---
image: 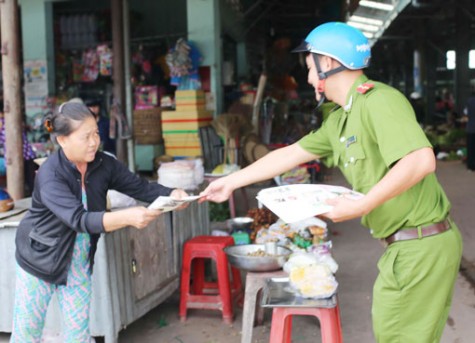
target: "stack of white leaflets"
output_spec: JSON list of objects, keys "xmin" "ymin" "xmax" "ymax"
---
[
  {"xmin": 256, "ymin": 184, "xmax": 364, "ymax": 223},
  {"xmin": 147, "ymin": 195, "xmax": 202, "ymax": 212}
]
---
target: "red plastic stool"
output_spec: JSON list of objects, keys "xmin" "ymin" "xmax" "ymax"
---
[
  {"xmin": 269, "ymin": 300, "xmax": 343, "ymax": 343},
  {"xmin": 179, "ymin": 235, "xmax": 243, "ymax": 324}
]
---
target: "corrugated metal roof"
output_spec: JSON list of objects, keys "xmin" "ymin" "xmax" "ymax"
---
[{"xmin": 346, "ymin": 0, "xmax": 412, "ymax": 45}]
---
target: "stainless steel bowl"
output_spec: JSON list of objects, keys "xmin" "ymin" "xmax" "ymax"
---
[
  {"xmin": 226, "ymin": 217, "xmax": 254, "ymax": 231},
  {"xmin": 224, "ymin": 244, "xmax": 292, "ymax": 272}
]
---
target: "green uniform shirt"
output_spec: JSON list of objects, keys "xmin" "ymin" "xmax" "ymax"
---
[
  {"xmin": 298, "ymin": 75, "xmax": 451, "ymax": 238},
  {"xmin": 319, "ymin": 101, "xmax": 337, "ymax": 123}
]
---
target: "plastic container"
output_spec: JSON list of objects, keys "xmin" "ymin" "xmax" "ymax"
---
[{"xmin": 231, "ymin": 231, "xmax": 250, "ymax": 245}]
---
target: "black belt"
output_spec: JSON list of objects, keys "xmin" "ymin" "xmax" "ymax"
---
[{"xmin": 383, "ymin": 219, "xmax": 451, "ymax": 246}]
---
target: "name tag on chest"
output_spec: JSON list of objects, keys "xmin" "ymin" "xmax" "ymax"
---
[{"xmin": 346, "ymin": 135, "xmax": 357, "ymax": 148}]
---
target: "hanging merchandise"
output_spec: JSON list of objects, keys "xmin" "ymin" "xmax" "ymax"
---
[
  {"xmin": 97, "ymin": 44, "xmax": 112, "ymax": 76},
  {"xmin": 72, "ymin": 59, "xmax": 84, "ymax": 83},
  {"xmin": 81, "ymin": 48, "xmax": 99, "ymax": 82},
  {"xmin": 165, "ymin": 38, "xmax": 202, "ymax": 90},
  {"xmin": 131, "ymin": 45, "xmax": 157, "ymax": 85},
  {"xmin": 134, "ymin": 86, "xmax": 158, "ymax": 110}
]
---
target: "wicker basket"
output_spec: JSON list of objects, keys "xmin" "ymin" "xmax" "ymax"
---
[{"xmin": 133, "ymin": 108, "xmax": 163, "ymax": 145}]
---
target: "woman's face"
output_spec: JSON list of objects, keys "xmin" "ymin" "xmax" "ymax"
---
[{"xmin": 57, "ymin": 116, "xmax": 100, "ymax": 164}]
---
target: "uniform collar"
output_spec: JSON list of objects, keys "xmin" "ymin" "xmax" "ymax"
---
[
  {"xmin": 343, "ymin": 96, "xmax": 353, "ymax": 112},
  {"xmin": 343, "ymin": 74, "xmax": 369, "ymax": 113}
]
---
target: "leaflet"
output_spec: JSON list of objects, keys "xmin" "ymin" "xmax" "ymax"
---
[
  {"xmin": 147, "ymin": 195, "xmax": 202, "ymax": 212},
  {"xmin": 256, "ymin": 184, "xmax": 364, "ymax": 223}
]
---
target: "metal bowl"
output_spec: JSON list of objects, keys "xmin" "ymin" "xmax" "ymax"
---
[
  {"xmin": 226, "ymin": 217, "xmax": 254, "ymax": 231},
  {"xmin": 224, "ymin": 244, "xmax": 292, "ymax": 272}
]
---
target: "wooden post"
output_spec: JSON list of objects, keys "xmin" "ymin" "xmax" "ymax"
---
[
  {"xmin": 111, "ymin": 0, "xmax": 127, "ymax": 163},
  {"xmin": 1, "ymin": 0, "xmax": 24, "ymax": 199}
]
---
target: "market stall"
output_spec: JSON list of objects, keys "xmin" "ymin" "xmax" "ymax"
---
[{"xmin": 0, "ymin": 198, "xmax": 209, "ymax": 343}]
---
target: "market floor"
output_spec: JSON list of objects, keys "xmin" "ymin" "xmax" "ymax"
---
[{"xmin": 1, "ymin": 160, "xmax": 475, "ymax": 343}]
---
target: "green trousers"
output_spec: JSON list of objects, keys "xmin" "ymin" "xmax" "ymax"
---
[{"xmin": 372, "ymin": 222, "xmax": 462, "ymax": 343}]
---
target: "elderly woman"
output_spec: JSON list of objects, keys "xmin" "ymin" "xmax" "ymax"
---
[{"xmin": 10, "ymin": 100, "xmax": 187, "ymax": 342}]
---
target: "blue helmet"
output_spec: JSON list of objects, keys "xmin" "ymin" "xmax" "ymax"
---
[{"xmin": 293, "ymin": 22, "xmax": 371, "ymax": 70}]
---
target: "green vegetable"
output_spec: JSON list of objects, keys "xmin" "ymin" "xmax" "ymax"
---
[{"xmin": 209, "ymin": 202, "xmax": 230, "ymax": 222}]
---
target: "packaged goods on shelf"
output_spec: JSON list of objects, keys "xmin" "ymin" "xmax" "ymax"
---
[
  {"xmin": 164, "ymin": 146, "xmax": 202, "ymax": 157},
  {"xmin": 163, "ymin": 135, "xmax": 201, "ymax": 146},
  {"xmin": 161, "ymin": 109, "xmax": 213, "ymax": 131},
  {"xmin": 175, "ymin": 90, "xmax": 206, "ymax": 110}
]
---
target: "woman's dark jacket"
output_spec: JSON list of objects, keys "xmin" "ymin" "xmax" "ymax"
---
[{"xmin": 15, "ymin": 150, "xmax": 173, "ymax": 285}]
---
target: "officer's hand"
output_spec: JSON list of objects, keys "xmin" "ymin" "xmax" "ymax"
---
[
  {"xmin": 321, "ymin": 196, "xmax": 365, "ymax": 222},
  {"xmin": 199, "ymin": 176, "xmax": 234, "ymax": 203}
]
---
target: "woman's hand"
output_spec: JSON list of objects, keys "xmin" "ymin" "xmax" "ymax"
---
[
  {"xmin": 123, "ymin": 206, "xmax": 163, "ymax": 229},
  {"xmin": 170, "ymin": 188, "xmax": 189, "ymax": 210},
  {"xmin": 103, "ymin": 205, "xmax": 171, "ymax": 232}
]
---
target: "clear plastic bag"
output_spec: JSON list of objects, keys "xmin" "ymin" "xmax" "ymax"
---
[
  {"xmin": 288, "ymin": 263, "xmax": 338, "ymax": 299},
  {"xmin": 158, "ymin": 159, "xmax": 204, "ymax": 190}
]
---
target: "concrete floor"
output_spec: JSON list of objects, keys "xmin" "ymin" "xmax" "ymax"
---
[{"xmin": 1, "ymin": 160, "xmax": 475, "ymax": 342}]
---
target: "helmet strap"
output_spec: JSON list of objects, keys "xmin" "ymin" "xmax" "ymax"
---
[
  {"xmin": 312, "ymin": 53, "xmax": 347, "ymax": 80},
  {"xmin": 313, "ymin": 54, "xmax": 326, "ymax": 80},
  {"xmin": 316, "ymin": 93, "xmax": 326, "ymax": 109},
  {"xmin": 324, "ymin": 65, "xmax": 347, "ymax": 78},
  {"xmin": 312, "ymin": 53, "xmax": 346, "ymax": 109}
]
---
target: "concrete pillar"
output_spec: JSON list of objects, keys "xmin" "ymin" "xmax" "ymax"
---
[
  {"xmin": 20, "ymin": 0, "xmax": 55, "ymax": 118},
  {"xmin": 413, "ymin": 50, "xmax": 421, "ymax": 95},
  {"xmin": 413, "ymin": 18, "xmax": 426, "ymax": 97},
  {"xmin": 187, "ymin": 0, "xmax": 222, "ymax": 115},
  {"xmin": 425, "ymin": 39, "xmax": 437, "ymax": 125},
  {"xmin": 455, "ymin": 6, "xmax": 471, "ymax": 114},
  {"xmin": 1, "ymin": 0, "xmax": 24, "ymax": 199},
  {"xmin": 111, "ymin": 0, "xmax": 127, "ymax": 163}
]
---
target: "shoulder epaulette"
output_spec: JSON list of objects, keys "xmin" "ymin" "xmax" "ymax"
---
[{"xmin": 356, "ymin": 83, "xmax": 374, "ymax": 94}]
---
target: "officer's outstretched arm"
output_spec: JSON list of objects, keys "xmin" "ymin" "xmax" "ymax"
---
[{"xmin": 201, "ymin": 143, "xmax": 319, "ymax": 203}]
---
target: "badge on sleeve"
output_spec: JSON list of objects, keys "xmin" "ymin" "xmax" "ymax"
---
[{"xmin": 356, "ymin": 83, "xmax": 374, "ymax": 94}]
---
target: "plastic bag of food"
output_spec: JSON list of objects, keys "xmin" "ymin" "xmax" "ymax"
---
[
  {"xmin": 308, "ymin": 241, "xmax": 338, "ymax": 273},
  {"xmin": 289, "ymin": 217, "xmax": 327, "ymax": 231},
  {"xmin": 255, "ymin": 227, "xmax": 287, "ymax": 245},
  {"xmin": 283, "ymin": 252, "xmax": 319, "ymax": 274},
  {"xmin": 158, "ymin": 159, "xmax": 204, "ymax": 190},
  {"xmin": 288, "ymin": 263, "xmax": 338, "ymax": 299}
]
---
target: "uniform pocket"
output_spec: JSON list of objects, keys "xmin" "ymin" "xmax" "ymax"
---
[
  {"xmin": 345, "ymin": 144, "xmax": 366, "ymax": 164},
  {"xmin": 376, "ymin": 247, "xmax": 401, "ymax": 291}
]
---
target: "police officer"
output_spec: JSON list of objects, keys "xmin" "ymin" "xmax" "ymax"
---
[{"xmin": 201, "ymin": 22, "xmax": 462, "ymax": 342}]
